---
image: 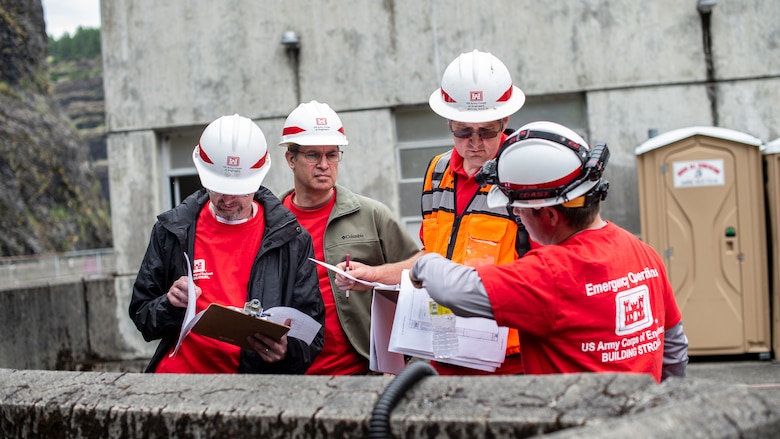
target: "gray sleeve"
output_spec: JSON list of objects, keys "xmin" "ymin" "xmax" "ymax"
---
[
  {"xmin": 662, "ymin": 321, "xmax": 689, "ymax": 381},
  {"xmin": 410, "ymin": 253, "xmax": 494, "ymax": 319}
]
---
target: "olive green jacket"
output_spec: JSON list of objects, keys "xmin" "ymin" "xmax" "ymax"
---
[{"xmin": 280, "ymin": 184, "xmax": 420, "ymax": 360}]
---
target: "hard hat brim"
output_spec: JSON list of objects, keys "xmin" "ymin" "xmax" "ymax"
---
[
  {"xmin": 428, "ymin": 86, "xmax": 526, "ymax": 123},
  {"xmin": 486, "ymin": 179, "xmax": 600, "ymax": 209},
  {"xmin": 279, "ymin": 135, "xmax": 349, "ymax": 147}
]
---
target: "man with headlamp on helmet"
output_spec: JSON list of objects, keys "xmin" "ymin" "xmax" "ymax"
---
[
  {"xmin": 410, "ymin": 121, "xmax": 689, "ymax": 383},
  {"xmin": 130, "ymin": 114, "xmax": 325, "ymax": 374},
  {"xmin": 335, "ymin": 50, "xmax": 530, "ymax": 376}
]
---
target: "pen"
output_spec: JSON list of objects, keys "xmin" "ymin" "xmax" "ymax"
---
[{"xmin": 345, "ymin": 253, "xmax": 351, "ymax": 299}]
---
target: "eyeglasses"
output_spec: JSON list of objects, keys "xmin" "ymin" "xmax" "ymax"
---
[
  {"xmin": 449, "ymin": 120, "xmax": 504, "ymax": 140},
  {"xmin": 296, "ymin": 150, "xmax": 343, "ymax": 163}
]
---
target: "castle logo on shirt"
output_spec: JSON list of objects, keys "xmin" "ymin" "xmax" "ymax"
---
[
  {"xmin": 193, "ymin": 258, "xmax": 213, "ymax": 280},
  {"xmin": 614, "ymin": 285, "xmax": 653, "ymax": 336}
]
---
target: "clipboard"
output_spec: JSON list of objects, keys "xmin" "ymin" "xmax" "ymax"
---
[{"xmin": 191, "ymin": 303, "xmax": 291, "ymax": 350}]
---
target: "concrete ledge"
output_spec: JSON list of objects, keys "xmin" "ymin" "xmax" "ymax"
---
[
  {"xmin": 1, "ymin": 369, "xmax": 778, "ymax": 438},
  {"xmin": 0, "ymin": 277, "xmax": 143, "ymax": 371}
]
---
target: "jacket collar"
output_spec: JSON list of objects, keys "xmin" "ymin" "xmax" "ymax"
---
[
  {"xmin": 279, "ymin": 183, "xmax": 361, "ymax": 221},
  {"xmin": 158, "ymin": 187, "xmax": 299, "ymax": 245}
]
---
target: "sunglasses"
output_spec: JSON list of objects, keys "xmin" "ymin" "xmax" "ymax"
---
[
  {"xmin": 449, "ymin": 120, "xmax": 505, "ymax": 140},
  {"xmin": 451, "ymin": 129, "xmax": 503, "ymax": 140}
]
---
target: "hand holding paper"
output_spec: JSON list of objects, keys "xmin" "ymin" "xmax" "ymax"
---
[
  {"xmin": 246, "ymin": 318, "xmax": 292, "ymax": 362},
  {"xmin": 170, "ymin": 253, "xmax": 198, "ymax": 356},
  {"xmin": 310, "ymin": 258, "xmax": 401, "ymax": 291},
  {"xmin": 170, "ymin": 254, "xmax": 323, "ymax": 357},
  {"xmin": 166, "ymin": 275, "xmax": 201, "ymax": 308}
]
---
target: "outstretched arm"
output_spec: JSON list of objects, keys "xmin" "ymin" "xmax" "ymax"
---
[
  {"xmin": 334, "ymin": 250, "xmax": 425, "ymax": 291},
  {"xmin": 410, "ymin": 253, "xmax": 494, "ymax": 319}
]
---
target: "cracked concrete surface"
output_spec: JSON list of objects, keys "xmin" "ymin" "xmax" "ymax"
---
[{"xmin": 0, "ymin": 369, "xmax": 778, "ymax": 438}]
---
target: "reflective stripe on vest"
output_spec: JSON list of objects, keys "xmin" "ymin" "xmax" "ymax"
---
[{"xmin": 421, "ymin": 151, "xmax": 522, "ymax": 356}]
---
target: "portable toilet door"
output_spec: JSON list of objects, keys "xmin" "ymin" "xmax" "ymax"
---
[
  {"xmin": 764, "ymin": 138, "xmax": 780, "ymax": 359},
  {"xmin": 635, "ymin": 127, "xmax": 770, "ymax": 356}
]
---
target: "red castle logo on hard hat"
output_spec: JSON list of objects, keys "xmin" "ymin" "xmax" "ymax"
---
[
  {"xmin": 316, "ymin": 118, "xmax": 328, "ymax": 126},
  {"xmin": 470, "ymin": 91, "xmax": 483, "ymax": 102},
  {"xmin": 227, "ymin": 156, "xmax": 240, "ymax": 167}
]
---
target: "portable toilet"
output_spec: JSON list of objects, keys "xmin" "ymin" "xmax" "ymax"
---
[
  {"xmin": 635, "ymin": 127, "xmax": 770, "ymax": 357},
  {"xmin": 764, "ymin": 138, "xmax": 780, "ymax": 359}
]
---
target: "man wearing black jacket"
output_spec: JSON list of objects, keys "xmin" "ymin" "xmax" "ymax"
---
[{"xmin": 130, "ymin": 114, "xmax": 324, "ymax": 374}]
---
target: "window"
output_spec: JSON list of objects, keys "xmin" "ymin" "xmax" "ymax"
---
[
  {"xmin": 160, "ymin": 130, "xmax": 202, "ymax": 209},
  {"xmin": 393, "ymin": 93, "xmax": 587, "ymax": 247}
]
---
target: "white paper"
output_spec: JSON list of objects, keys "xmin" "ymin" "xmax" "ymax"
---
[
  {"xmin": 387, "ymin": 270, "xmax": 508, "ymax": 372},
  {"xmin": 369, "ymin": 289, "xmax": 406, "ymax": 374},
  {"xmin": 309, "ymin": 258, "xmax": 401, "ymax": 291},
  {"xmin": 170, "ymin": 253, "xmax": 197, "ymax": 357},
  {"xmin": 261, "ymin": 306, "xmax": 321, "ymax": 345}
]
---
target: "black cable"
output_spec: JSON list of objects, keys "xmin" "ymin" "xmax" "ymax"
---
[{"xmin": 368, "ymin": 362, "xmax": 438, "ymax": 439}]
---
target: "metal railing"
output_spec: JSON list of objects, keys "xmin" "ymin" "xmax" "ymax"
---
[{"xmin": 0, "ymin": 248, "xmax": 115, "ymax": 289}]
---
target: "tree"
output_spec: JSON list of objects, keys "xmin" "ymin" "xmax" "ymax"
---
[{"xmin": 49, "ymin": 27, "xmax": 101, "ymax": 62}]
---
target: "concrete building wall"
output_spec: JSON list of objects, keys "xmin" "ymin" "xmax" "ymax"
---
[
  {"xmin": 107, "ymin": 131, "xmax": 160, "ymax": 277},
  {"xmin": 101, "ymin": 0, "xmax": 726, "ymax": 128},
  {"xmin": 101, "ymin": 0, "xmax": 780, "ymax": 358}
]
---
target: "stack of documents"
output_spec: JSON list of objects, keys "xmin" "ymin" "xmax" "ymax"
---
[
  {"xmin": 372, "ymin": 270, "xmax": 508, "ymax": 373},
  {"xmin": 306, "ymin": 259, "xmax": 509, "ymax": 374}
]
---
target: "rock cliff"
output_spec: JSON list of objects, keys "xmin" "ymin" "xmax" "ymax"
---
[{"xmin": 0, "ymin": 0, "xmax": 111, "ymax": 256}]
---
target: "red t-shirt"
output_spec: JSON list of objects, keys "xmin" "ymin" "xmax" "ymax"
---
[
  {"xmin": 283, "ymin": 191, "xmax": 369, "ymax": 375},
  {"xmin": 156, "ymin": 200, "xmax": 265, "ymax": 373},
  {"xmin": 476, "ymin": 222, "xmax": 682, "ymax": 383}
]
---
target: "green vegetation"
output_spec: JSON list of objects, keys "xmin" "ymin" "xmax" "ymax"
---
[
  {"xmin": 48, "ymin": 27, "xmax": 101, "ymax": 63},
  {"xmin": 0, "ymin": 81, "xmax": 14, "ymax": 97}
]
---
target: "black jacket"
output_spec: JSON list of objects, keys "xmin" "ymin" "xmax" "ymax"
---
[{"xmin": 129, "ymin": 187, "xmax": 325, "ymax": 373}]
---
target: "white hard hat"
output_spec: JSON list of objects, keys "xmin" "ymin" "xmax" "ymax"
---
[
  {"xmin": 429, "ymin": 50, "xmax": 526, "ymax": 123},
  {"xmin": 279, "ymin": 100, "xmax": 349, "ymax": 147},
  {"xmin": 192, "ymin": 114, "xmax": 271, "ymax": 195},
  {"xmin": 484, "ymin": 121, "xmax": 609, "ymax": 208}
]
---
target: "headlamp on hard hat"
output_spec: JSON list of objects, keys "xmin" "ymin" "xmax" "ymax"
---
[
  {"xmin": 521, "ymin": 141, "xmax": 608, "ymax": 207},
  {"xmin": 556, "ymin": 142, "xmax": 610, "ymax": 200},
  {"xmin": 479, "ymin": 124, "xmax": 611, "ymax": 208}
]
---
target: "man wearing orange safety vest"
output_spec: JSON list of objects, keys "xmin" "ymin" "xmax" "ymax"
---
[{"xmin": 335, "ymin": 50, "xmax": 532, "ymax": 375}]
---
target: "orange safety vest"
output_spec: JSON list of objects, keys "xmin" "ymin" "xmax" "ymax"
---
[{"xmin": 421, "ymin": 150, "xmax": 528, "ymax": 356}]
